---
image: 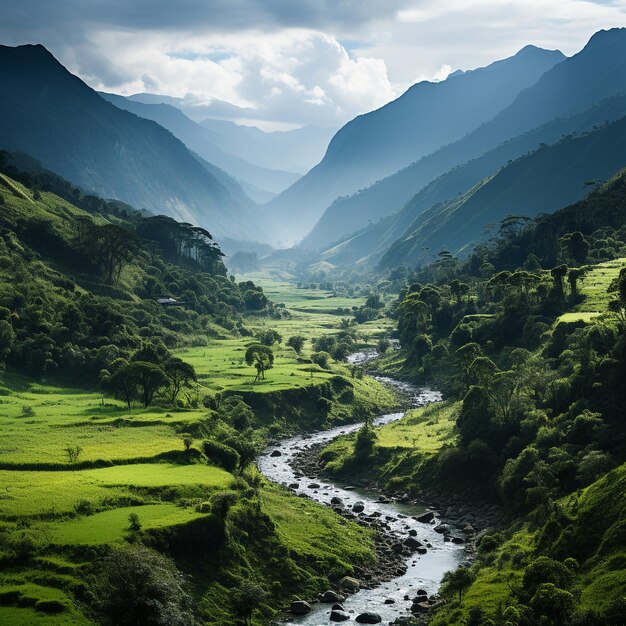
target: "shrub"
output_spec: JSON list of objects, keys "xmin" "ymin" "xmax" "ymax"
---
[
  {"xmin": 90, "ymin": 544, "xmax": 195, "ymax": 626},
  {"xmin": 311, "ymin": 351, "xmax": 330, "ymax": 369},
  {"xmin": 203, "ymin": 439, "xmax": 240, "ymax": 472},
  {"xmin": 128, "ymin": 512, "xmax": 142, "ymax": 532}
]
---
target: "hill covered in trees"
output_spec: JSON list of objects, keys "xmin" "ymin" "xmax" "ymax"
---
[{"xmin": 317, "ymin": 169, "xmax": 626, "ymax": 625}]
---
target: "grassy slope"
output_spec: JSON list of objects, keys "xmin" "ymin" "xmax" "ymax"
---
[
  {"xmin": 430, "ymin": 463, "xmax": 626, "ymax": 625},
  {"xmin": 0, "ymin": 188, "xmax": 396, "ymax": 624},
  {"xmin": 320, "ymin": 401, "xmax": 460, "ymax": 491},
  {"xmin": 557, "ymin": 256, "xmax": 626, "ymax": 323}
]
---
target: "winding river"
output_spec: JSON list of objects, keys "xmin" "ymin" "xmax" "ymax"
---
[{"xmin": 257, "ymin": 353, "xmax": 467, "ymax": 625}]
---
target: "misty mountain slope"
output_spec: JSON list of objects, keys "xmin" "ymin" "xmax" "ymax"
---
[
  {"xmin": 100, "ymin": 93, "xmax": 300, "ymax": 199},
  {"xmin": 302, "ymin": 28, "xmax": 626, "ymax": 253},
  {"xmin": 0, "ymin": 44, "xmax": 270, "ymax": 242},
  {"xmin": 313, "ymin": 93, "xmax": 626, "ymax": 265},
  {"xmin": 380, "ymin": 115, "xmax": 626, "ymax": 269},
  {"xmin": 127, "ymin": 92, "xmax": 336, "ymax": 174},
  {"xmin": 265, "ymin": 45, "xmax": 565, "ymax": 243},
  {"xmin": 198, "ymin": 118, "xmax": 335, "ymax": 174}
]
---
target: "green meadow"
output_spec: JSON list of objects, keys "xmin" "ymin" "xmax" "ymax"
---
[{"xmin": 0, "ymin": 276, "xmax": 393, "ymax": 624}]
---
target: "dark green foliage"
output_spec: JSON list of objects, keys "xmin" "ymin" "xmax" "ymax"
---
[
  {"xmin": 202, "ymin": 440, "xmax": 240, "ymax": 472},
  {"xmin": 230, "ymin": 580, "xmax": 268, "ymax": 626},
  {"xmin": 0, "ymin": 163, "xmax": 276, "ymax": 389},
  {"xmin": 244, "ymin": 344, "xmax": 274, "ymax": 382},
  {"xmin": 90, "ymin": 544, "xmax": 196, "ymax": 626},
  {"xmin": 286, "ymin": 335, "xmax": 306, "ymax": 354},
  {"xmin": 440, "ymin": 566, "xmax": 475, "ymax": 603}
]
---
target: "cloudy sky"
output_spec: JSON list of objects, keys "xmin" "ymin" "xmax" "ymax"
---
[{"xmin": 3, "ymin": 1, "xmax": 626, "ymax": 130}]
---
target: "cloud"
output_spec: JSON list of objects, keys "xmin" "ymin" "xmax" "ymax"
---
[{"xmin": 2, "ymin": 0, "xmax": 626, "ymax": 128}]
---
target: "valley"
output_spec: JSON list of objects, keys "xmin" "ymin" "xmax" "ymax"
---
[{"xmin": 1, "ymin": 14, "xmax": 626, "ymax": 626}]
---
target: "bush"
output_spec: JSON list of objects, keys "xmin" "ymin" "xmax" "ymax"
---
[
  {"xmin": 90, "ymin": 544, "xmax": 195, "ymax": 626},
  {"xmin": 311, "ymin": 351, "xmax": 330, "ymax": 369},
  {"xmin": 202, "ymin": 439, "xmax": 240, "ymax": 472}
]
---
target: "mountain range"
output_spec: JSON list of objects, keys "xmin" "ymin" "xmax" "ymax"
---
[
  {"xmin": 0, "ymin": 44, "xmax": 275, "ymax": 242},
  {"xmin": 99, "ymin": 93, "xmax": 300, "ymax": 203},
  {"xmin": 300, "ymin": 28, "xmax": 626, "ymax": 271},
  {"xmin": 265, "ymin": 44, "xmax": 566, "ymax": 244}
]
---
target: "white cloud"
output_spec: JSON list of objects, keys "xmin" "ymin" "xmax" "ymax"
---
[{"xmin": 3, "ymin": 0, "xmax": 626, "ymax": 128}]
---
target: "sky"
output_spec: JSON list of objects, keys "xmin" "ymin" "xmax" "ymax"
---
[{"xmin": 2, "ymin": 1, "xmax": 626, "ymax": 130}]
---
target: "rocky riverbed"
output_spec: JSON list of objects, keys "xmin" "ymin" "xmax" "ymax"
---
[{"xmin": 257, "ymin": 373, "xmax": 488, "ymax": 625}]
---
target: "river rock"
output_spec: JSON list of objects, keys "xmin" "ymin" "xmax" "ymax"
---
[
  {"xmin": 356, "ymin": 612, "xmax": 382, "ymax": 623},
  {"xmin": 411, "ymin": 601, "xmax": 431, "ymax": 614},
  {"xmin": 332, "ymin": 603, "xmax": 345, "ymax": 611},
  {"xmin": 384, "ymin": 597, "xmax": 396, "ymax": 604},
  {"xmin": 352, "ymin": 501, "xmax": 365, "ymax": 513},
  {"xmin": 308, "ymin": 483, "xmax": 321, "ymax": 489},
  {"xmin": 339, "ymin": 576, "xmax": 360, "ymax": 591},
  {"xmin": 415, "ymin": 511, "xmax": 434, "ymax": 523},
  {"xmin": 404, "ymin": 536, "xmax": 423, "ymax": 549},
  {"xmin": 451, "ymin": 536, "xmax": 465, "ymax": 544},
  {"xmin": 330, "ymin": 610, "xmax": 351, "ymax": 622},
  {"xmin": 290, "ymin": 600, "xmax": 311, "ymax": 615},
  {"xmin": 288, "ymin": 483, "xmax": 299, "ymax": 489},
  {"xmin": 320, "ymin": 590, "xmax": 344, "ymax": 603},
  {"xmin": 330, "ymin": 496, "xmax": 344, "ymax": 506},
  {"xmin": 434, "ymin": 523, "xmax": 450, "ymax": 534}
]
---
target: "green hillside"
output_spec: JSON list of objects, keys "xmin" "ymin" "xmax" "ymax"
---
[{"xmin": 0, "ymin": 160, "xmax": 400, "ymax": 625}]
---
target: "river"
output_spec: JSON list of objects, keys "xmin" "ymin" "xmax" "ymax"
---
[{"xmin": 257, "ymin": 355, "xmax": 467, "ymax": 624}]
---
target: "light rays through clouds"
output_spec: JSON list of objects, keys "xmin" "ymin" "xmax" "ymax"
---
[{"xmin": 2, "ymin": 1, "xmax": 626, "ymax": 129}]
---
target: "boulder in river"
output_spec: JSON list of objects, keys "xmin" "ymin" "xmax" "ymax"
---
[
  {"xmin": 288, "ymin": 483, "xmax": 299, "ymax": 489},
  {"xmin": 404, "ymin": 536, "xmax": 423, "ymax": 549},
  {"xmin": 415, "ymin": 511, "xmax": 434, "ymax": 523},
  {"xmin": 330, "ymin": 609, "xmax": 351, "ymax": 622},
  {"xmin": 384, "ymin": 597, "xmax": 396, "ymax": 604},
  {"xmin": 308, "ymin": 483, "xmax": 321, "ymax": 489},
  {"xmin": 352, "ymin": 501, "xmax": 365, "ymax": 513},
  {"xmin": 320, "ymin": 590, "xmax": 344, "ymax": 603},
  {"xmin": 434, "ymin": 523, "xmax": 450, "ymax": 534},
  {"xmin": 356, "ymin": 612, "xmax": 382, "ymax": 623},
  {"xmin": 339, "ymin": 576, "xmax": 360, "ymax": 591},
  {"xmin": 330, "ymin": 496, "xmax": 344, "ymax": 506},
  {"xmin": 290, "ymin": 600, "xmax": 311, "ymax": 615},
  {"xmin": 269, "ymin": 450, "xmax": 282, "ymax": 457}
]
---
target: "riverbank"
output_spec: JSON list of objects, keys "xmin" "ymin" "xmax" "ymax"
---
[{"xmin": 257, "ymin": 375, "xmax": 471, "ymax": 625}]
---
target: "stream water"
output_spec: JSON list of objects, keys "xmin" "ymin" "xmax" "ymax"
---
[{"xmin": 257, "ymin": 353, "xmax": 467, "ymax": 625}]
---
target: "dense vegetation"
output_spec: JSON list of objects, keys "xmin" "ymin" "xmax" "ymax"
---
[
  {"xmin": 319, "ymin": 170, "xmax": 626, "ymax": 625},
  {"xmin": 0, "ymin": 158, "xmax": 400, "ymax": 625}
]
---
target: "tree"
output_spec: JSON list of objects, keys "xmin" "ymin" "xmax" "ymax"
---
[
  {"xmin": 102, "ymin": 359, "xmax": 136, "ymax": 409},
  {"xmin": 91, "ymin": 544, "xmax": 195, "ymax": 626},
  {"xmin": 164, "ymin": 358, "xmax": 197, "ymax": 403},
  {"xmin": 130, "ymin": 361, "xmax": 170, "ymax": 407},
  {"xmin": 244, "ymin": 344, "xmax": 274, "ymax": 382},
  {"xmin": 550, "ymin": 264, "xmax": 568, "ymax": 299},
  {"xmin": 230, "ymin": 580, "xmax": 267, "ymax": 625},
  {"xmin": 0, "ymin": 319, "xmax": 15, "ymax": 364},
  {"xmin": 441, "ymin": 566, "xmax": 475, "ymax": 603},
  {"xmin": 255, "ymin": 329, "xmax": 282, "ymax": 346},
  {"xmin": 286, "ymin": 335, "xmax": 306, "ymax": 354},
  {"xmin": 562, "ymin": 231, "xmax": 589, "ymax": 264},
  {"xmin": 310, "ymin": 351, "xmax": 330, "ymax": 369},
  {"xmin": 530, "ymin": 583, "xmax": 575, "ymax": 625}
]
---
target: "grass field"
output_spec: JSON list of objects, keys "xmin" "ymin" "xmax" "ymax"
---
[
  {"xmin": 0, "ymin": 276, "xmax": 394, "ymax": 624},
  {"xmin": 556, "ymin": 257, "xmax": 626, "ymax": 323}
]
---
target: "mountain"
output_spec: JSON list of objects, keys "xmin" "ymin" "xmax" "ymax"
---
[
  {"xmin": 265, "ymin": 45, "xmax": 565, "ymax": 244},
  {"xmin": 302, "ymin": 28, "xmax": 626, "ymax": 253},
  {"xmin": 313, "ymin": 93, "xmax": 626, "ymax": 265},
  {"xmin": 100, "ymin": 93, "xmax": 300, "ymax": 200},
  {"xmin": 0, "ymin": 44, "xmax": 271, "ymax": 242},
  {"xmin": 126, "ymin": 92, "xmax": 336, "ymax": 175},
  {"xmin": 379, "ymin": 114, "xmax": 626, "ymax": 269},
  {"xmin": 198, "ymin": 118, "xmax": 335, "ymax": 175}
]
